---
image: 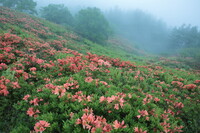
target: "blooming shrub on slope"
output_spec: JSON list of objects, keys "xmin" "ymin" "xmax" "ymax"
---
[{"xmin": 0, "ymin": 7, "xmax": 200, "ymax": 133}]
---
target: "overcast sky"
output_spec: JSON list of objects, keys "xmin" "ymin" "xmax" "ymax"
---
[{"xmin": 35, "ymin": 0, "xmax": 200, "ymax": 28}]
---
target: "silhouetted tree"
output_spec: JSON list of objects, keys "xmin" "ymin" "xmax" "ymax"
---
[
  {"xmin": 169, "ymin": 25, "xmax": 200, "ymax": 49},
  {"xmin": 40, "ymin": 4, "xmax": 73, "ymax": 26},
  {"xmin": 169, "ymin": 24, "xmax": 200, "ymax": 59},
  {"xmin": 75, "ymin": 7, "xmax": 112, "ymax": 44},
  {"xmin": 0, "ymin": 0, "xmax": 37, "ymax": 14}
]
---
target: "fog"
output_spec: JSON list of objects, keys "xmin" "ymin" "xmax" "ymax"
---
[
  {"xmin": 32, "ymin": 0, "xmax": 200, "ymax": 56},
  {"xmin": 35, "ymin": 0, "xmax": 200, "ymax": 28}
]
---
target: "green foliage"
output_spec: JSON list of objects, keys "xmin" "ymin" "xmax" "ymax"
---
[
  {"xmin": 10, "ymin": 124, "xmax": 30, "ymax": 133},
  {"xmin": 169, "ymin": 25, "xmax": 200, "ymax": 51},
  {"xmin": 40, "ymin": 4, "xmax": 74, "ymax": 26},
  {"xmin": 0, "ymin": 7, "xmax": 200, "ymax": 133},
  {"xmin": 180, "ymin": 48, "xmax": 200, "ymax": 60},
  {"xmin": 169, "ymin": 24, "xmax": 200, "ymax": 65},
  {"xmin": 75, "ymin": 7, "xmax": 112, "ymax": 44},
  {"xmin": 0, "ymin": 0, "xmax": 37, "ymax": 14}
]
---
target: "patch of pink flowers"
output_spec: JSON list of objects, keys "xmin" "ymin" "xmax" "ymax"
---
[
  {"xmin": 34, "ymin": 120, "xmax": 50, "ymax": 132},
  {"xmin": 99, "ymin": 93, "xmax": 126, "ymax": 110},
  {"xmin": 76, "ymin": 108, "xmax": 112, "ymax": 133}
]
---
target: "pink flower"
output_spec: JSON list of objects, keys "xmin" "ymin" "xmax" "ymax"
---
[
  {"xmin": 103, "ymin": 124, "xmax": 112, "ymax": 132},
  {"xmin": 29, "ymin": 98, "xmax": 43, "ymax": 106},
  {"xmin": 128, "ymin": 94, "xmax": 132, "ymax": 98},
  {"xmin": 76, "ymin": 118, "xmax": 81, "ymax": 124},
  {"xmin": 0, "ymin": 63, "xmax": 8, "ymax": 70},
  {"xmin": 99, "ymin": 96, "xmax": 106, "ymax": 103},
  {"xmin": 183, "ymin": 84, "xmax": 197, "ymax": 89},
  {"xmin": 107, "ymin": 97, "xmax": 113, "ymax": 103},
  {"xmin": 113, "ymin": 120, "xmax": 120, "ymax": 129},
  {"xmin": 70, "ymin": 112, "xmax": 74, "ymax": 119},
  {"xmin": 154, "ymin": 97, "xmax": 160, "ymax": 102},
  {"xmin": 52, "ymin": 86, "xmax": 66, "ymax": 98},
  {"xmin": 113, "ymin": 120, "xmax": 126, "ymax": 129},
  {"xmin": 85, "ymin": 77, "xmax": 93, "ymax": 83},
  {"xmin": 137, "ymin": 115, "xmax": 141, "ymax": 119},
  {"xmin": 100, "ymin": 81, "xmax": 108, "ymax": 85},
  {"xmin": 98, "ymin": 59, "xmax": 104, "ymax": 66},
  {"xmin": 171, "ymin": 81, "xmax": 183, "ymax": 87},
  {"xmin": 104, "ymin": 61, "xmax": 111, "ymax": 67},
  {"xmin": 0, "ymin": 85, "xmax": 9, "ymax": 96},
  {"xmin": 23, "ymin": 94, "xmax": 31, "ymax": 101},
  {"xmin": 138, "ymin": 110, "xmax": 148, "ymax": 117},
  {"xmin": 114, "ymin": 104, "xmax": 119, "ymax": 110},
  {"xmin": 11, "ymin": 82, "xmax": 21, "ymax": 89},
  {"xmin": 174, "ymin": 102, "xmax": 184, "ymax": 109},
  {"xmin": 27, "ymin": 107, "xmax": 40, "ymax": 117},
  {"xmin": 134, "ymin": 127, "xmax": 147, "ymax": 133},
  {"xmin": 87, "ymin": 96, "xmax": 91, "ymax": 102},
  {"xmin": 30, "ymin": 67, "xmax": 37, "ymax": 71},
  {"xmin": 34, "ymin": 120, "xmax": 50, "ymax": 132},
  {"xmin": 36, "ymin": 59, "xmax": 44, "ymax": 64},
  {"xmin": 15, "ymin": 70, "xmax": 24, "ymax": 74},
  {"xmin": 194, "ymin": 80, "xmax": 200, "ymax": 83}
]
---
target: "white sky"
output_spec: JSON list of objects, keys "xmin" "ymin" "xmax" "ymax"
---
[{"xmin": 35, "ymin": 0, "xmax": 200, "ymax": 28}]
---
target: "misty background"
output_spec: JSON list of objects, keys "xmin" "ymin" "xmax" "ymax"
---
[{"xmin": 34, "ymin": 0, "xmax": 200, "ymax": 28}]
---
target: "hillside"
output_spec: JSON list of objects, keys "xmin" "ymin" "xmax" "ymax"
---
[{"xmin": 0, "ymin": 7, "xmax": 200, "ymax": 133}]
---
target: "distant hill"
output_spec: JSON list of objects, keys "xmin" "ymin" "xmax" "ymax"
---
[{"xmin": 0, "ymin": 7, "xmax": 200, "ymax": 133}]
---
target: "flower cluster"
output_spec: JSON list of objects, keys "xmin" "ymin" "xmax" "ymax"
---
[
  {"xmin": 99, "ymin": 93, "xmax": 127, "ymax": 110},
  {"xmin": 76, "ymin": 108, "xmax": 126, "ymax": 132},
  {"xmin": 34, "ymin": 120, "xmax": 50, "ymax": 132}
]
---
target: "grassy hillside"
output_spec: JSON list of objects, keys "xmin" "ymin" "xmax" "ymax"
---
[{"xmin": 0, "ymin": 7, "xmax": 200, "ymax": 133}]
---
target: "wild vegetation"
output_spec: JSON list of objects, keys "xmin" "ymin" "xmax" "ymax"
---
[
  {"xmin": 0, "ymin": 4, "xmax": 200, "ymax": 133},
  {"xmin": 40, "ymin": 4, "xmax": 74, "ymax": 26},
  {"xmin": 0, "ymin": 0, "xmax": 37, "ymax": 14}
]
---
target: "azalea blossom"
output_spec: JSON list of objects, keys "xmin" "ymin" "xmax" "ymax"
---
[
  {"xmin": 183, "ymin": 84, "xmax": 197, "ymax": 89},
  {"xmin": 113, "ymin": 120, "xmax": 126, "ymax": 129},
  {"xmin": 85, "ymin": 77, "xmax": 93, "ymax": 83},
  {"xmin": 100, "ymin": 96, "xmax": 106, "ymax": 103},
  {"xmin": 0, "ymin": 87, "xmax": 9, "ymax": 96},
  {"xmin": 11, "ymin": 82, "xmax": 21, "ymax": 89},
  {"xmin": 23, "ymin": 94, "xmax": 31, "ymax": 101},
  {"xmin": 34, "ymin": 120, "xmax": 50, "ymax": 132},
  {"xmin": 134, "ymin": 127, "xmax": 147, "ymax": 133},
  {"xmin": 30, "ymin": 67, "xmax": 37, "ymax": 71},
  {"xmin": 29, "ymin": 98, "xmax": 43, "ymax": 106},
  {"xmin": 27, "ymin": 107, "xmax": 40, "ymax": 117},
  {"xmin": 100, "ymin": 81, "xmax": 108, "ymax": 85},
  {"xmin": 174, "ymin": 102, "xmax": 184, "ymax": 109},
  {"xmin": 138, "ymin": 110, "xmax": 148, "ymax": 117},
  {"xmin": 114, "ymin": 104, "xmax": 119, "ymax": 110},
  {"xmin": 194, "ymin": 80, "xmax": 200, "ymax": 83},
  {"xmin": 154, "ymin": 97, "xmax": 160, "ymax": 102}
]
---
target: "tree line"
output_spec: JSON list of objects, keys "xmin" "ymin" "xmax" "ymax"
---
[{"xmin": 40, "ymin": 4, "xmax": 112, "ymax": 45}]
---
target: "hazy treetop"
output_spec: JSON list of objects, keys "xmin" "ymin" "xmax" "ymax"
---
[{"xmin": 34, "ymin": 0, "xmax": 200, "ymax": 28}]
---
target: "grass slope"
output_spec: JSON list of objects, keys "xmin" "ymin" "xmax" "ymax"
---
[{"xmin": 0, "ymin": 7, "xmax": 200, "ymax": 133}]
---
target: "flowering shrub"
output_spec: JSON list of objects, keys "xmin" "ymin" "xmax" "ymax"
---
[
  {"xmin": 0, "ymin": 7, "xmax": 200, "ymax": 133},
  {"xmin": 34, "ymin": 120, "xmax": 50, "ymax": 132}
]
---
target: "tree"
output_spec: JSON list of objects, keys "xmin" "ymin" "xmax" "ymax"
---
[
  {"xmin": 0, "ymin": 0, "xmax": 37, "ymax": 14},
  {"xmin": 169, "ymin": 24, "xmax": 200, "ymax": 60},
  {"xmin": 169, "ymin": 25, "xmax": 200, "ymax": 50},
  {"xmin": 75, "ymin": 7, "xmax": 112, "ymax": 44},
  {"xmin": 40, "ymin": 4, "xmax": 73, "ymax": 26}
]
